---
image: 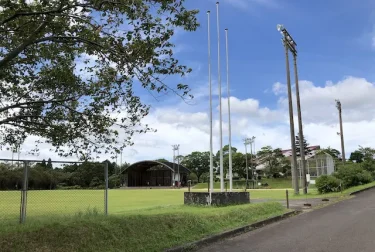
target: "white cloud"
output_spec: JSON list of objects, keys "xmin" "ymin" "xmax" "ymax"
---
[
  {"xmin": 272, "ymin": 82, "xmax": 287, "ymax": 95},
  {"xmin": 3, "ymin": 76, "xmax": 375, "ymax": 164},
  {"xmin": 277, "ymin": 77, "xmax": 375, "ymax": 124}
]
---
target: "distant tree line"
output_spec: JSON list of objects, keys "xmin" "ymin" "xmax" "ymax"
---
[
  {"xmin": 177, "ymin": 137, "xmax": 359, "ymax": 184},
  {"xmin": 0, "ymin": 159, "xmax": 129, "ymax": 190}
]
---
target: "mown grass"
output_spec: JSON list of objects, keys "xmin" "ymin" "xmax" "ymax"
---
[
  {"xmin": 0, "ymin": 189, "xmax": 185, "ymax": 221},
  {"xmin": 2, "ymin": 180, "xmax": 375, "ymax": 222},
  {"xmin": 0, "ymin": 202, "xmax": 286, "ymax": 252}
]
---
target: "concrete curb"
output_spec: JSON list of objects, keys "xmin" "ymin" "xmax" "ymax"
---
[
  {"xmin": 165, "ymin": 210, "xmax": 301, "ymax": 252},
  {"xmin": 349, "ymin": 184, "xmax": 375, "ymax": 195}
]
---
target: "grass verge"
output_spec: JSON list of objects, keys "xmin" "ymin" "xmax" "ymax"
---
[{"xmin": 0, "ymin": 202, "xmax": 285, "ymax": 252}]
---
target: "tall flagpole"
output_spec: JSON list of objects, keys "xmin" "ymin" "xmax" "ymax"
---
[
  {"xmin": 225, "ymin": 28, "xmax": 232, "ymax": 192},
  {"xmin": 216, "ymin": 1, "xmax": 224, "ymax": 192},
  {"xmin": 207, "ymin": 10, "xmax": 213, "ymax": 204}
]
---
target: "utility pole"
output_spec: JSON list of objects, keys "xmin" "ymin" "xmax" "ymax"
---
[
  {"xmin": 336, "ymin": 100, "xmax": 345, "ymax": 164},
  {"xmin": 277, "ymin": 24, "xmax": 299, "ymax": 194}
]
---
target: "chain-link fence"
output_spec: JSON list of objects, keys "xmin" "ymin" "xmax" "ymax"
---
[{"xmin": 0, "ymin": 159, "xmax": 109, "ymax": 224}]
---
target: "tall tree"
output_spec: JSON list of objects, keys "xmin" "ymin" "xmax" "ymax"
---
[
  {"xmin": 46, "ymin": 158, "xmax": 53, "ymax": 170},
  {"xmin": 216, "ymin": 144, "xmax": 238, "ymax": 176},
  {"xmin": 319, "ymin": 147, "xmax": 341, "ymax": 159},
  {"xmin": 257, "ymin": 146, "xmax": 285, "ymax": 176},
  {"xmin": 358, "ymin": 146, "xmax": 375, "ymax": 161},
  {"xmin": 182, "ymin": 151, "xmax": 212, "ymax": 183},
  {"xmin": 40, "ymin": 159, "xmax": 47, "ymax": 168},
  {"xmin": 0, "ymin": 0, "xmax": 199, "ymax": 159},
  {"xmin": 349, "ymin": 150, "xmax": 364, "ymax": 163},
  {"xmin": 155, "ymin": 158, "xmax": 169, "ymax": 163},
  {"xmin": 295, "ymin": 136, "xmax": 312, "ymax": 157}
]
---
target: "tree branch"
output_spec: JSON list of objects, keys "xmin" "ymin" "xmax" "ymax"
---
[
  {"xmin": 0, "ymin": 97, "xmax": 77, "ymax": 113},
  {"xmin": 0, "ymin": 20, "xmax": 48, "ymax": 68}
]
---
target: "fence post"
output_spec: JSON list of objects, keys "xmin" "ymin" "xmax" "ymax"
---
[
  {"xmin": 286, "ymin": 189, "xmax": 289, "ymax": 209},
  {"xmin": 20, "ymin": 161, "xmax": 28, "ymax": 224},
  {"xmin": 104, "ymin": 162, "xmax": 108, "ymax": 216}
]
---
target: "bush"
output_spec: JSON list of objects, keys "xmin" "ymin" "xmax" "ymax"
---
[
  {"xmin": 56, "ymin": 185, "xmax": 82, "ymax": 190},
  {"xmin": 315, "ymin": 175, "xmax": 341, "ymax": 194},
  {"xmin": 361, "ymin": 160, "xmax": 375, "ymax": 178},
  {"xmin": 108, "ymin": 174, "xmax": 121, "ymax": 189},
  {"xmin": 333, "ymin": 164, "xmax": 373, "ymax": 188}
]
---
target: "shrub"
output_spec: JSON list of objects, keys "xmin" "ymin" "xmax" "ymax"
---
[
  {"xmin": 333, "ymin": 164, "xmax": 373, "ymax": 188},
  {"xmin": 361, "ymin": 160, "xmax": 375, "ymax": 178},
  {"xmin": 315, "ymin": 175, "xmax": 341, "ymax": 194},
  {"xmin": 108, "ymin": 174, "xmax": 121, "ymax": 189}
]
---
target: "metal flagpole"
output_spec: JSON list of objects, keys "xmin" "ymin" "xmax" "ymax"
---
[
  {"xmin": 225, "ymin": 28, "xmax": 233, "ymax": 192},
  {"xmin": 250, "ymin": 139, "xmax": 253, "ymax": 188},
  {"xmin": 177, "ymin": 145, "xmax": 180, "ymax": 186},
  {"xmin": 207, "ymin": 10, "xmax": 214, "ymax": 204},
  {"xmin": 216, "ymin": 1, "xmax": 224, "ymax": 192},
  {"xmin": 244, "ymin": 140, "xmax": 248, "ymax": 189},
  {"xmin": 253, "ymin": 137, "xmax": 256, "ymax": 187}
]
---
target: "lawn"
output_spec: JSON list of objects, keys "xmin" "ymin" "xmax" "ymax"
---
[
  {"xmin": 1, "ymin": 181, "xmax": 374, "ymax": 251},
  {"xmin": 1, "ymin": 180, "xmax": 375, "ymax": 222},
  {"xmin": 0, "ymin": 202, "xmax": 286, "ymax": 252},
  {"xmin": 0, "ymin": 187, "xmax": 308, "ymax": 222},
  {"xmin": 0, "ymin": 189, "xmax": 186, "ymax": 222}
]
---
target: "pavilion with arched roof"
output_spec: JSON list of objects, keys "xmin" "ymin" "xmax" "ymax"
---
[{"xmin": 122, "ymin": 160, "xmax": 190, "ymax": 187}]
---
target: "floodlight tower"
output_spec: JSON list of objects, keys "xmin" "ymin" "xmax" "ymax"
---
[{"xmin": 277, "ymin": 24, "xmax": 302, "ymax": 195}]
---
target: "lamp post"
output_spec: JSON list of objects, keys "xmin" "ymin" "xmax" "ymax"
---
[
  {"xmin": 277, "ymin": 24, "xmax": 300, "ymax": 195},
  {"xmin": 336, "ymin": 99, "xmax": 345, "ymax": 164}
]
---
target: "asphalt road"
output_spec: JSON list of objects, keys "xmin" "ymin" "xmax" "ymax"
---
[{"xmin": 198, "ymin": 188, "xmax": 375, "ymax": 252}]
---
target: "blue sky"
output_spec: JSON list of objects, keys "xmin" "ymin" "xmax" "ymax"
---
[
  {"xmin": 4, "ymin": 0, "xmax": 375, "ymax": 163},
  {"xmin": 137, "ymin": 0, "xmax": 375, "ymax": 111},
  {"xmin": 126, "ymin": 0, "xmax": 375, "ymax": 161}
]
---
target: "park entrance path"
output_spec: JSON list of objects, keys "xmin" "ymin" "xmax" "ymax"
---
[{"xmin": 198, "ymin": 188, "xmax": 375, "ymax": 252}]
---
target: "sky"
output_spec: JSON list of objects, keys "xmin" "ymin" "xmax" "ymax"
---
[{"xmin": 3, "ymin": 0, "xmax": 375, "ymax": 164}]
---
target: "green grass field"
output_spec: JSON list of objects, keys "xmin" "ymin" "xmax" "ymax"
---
[
  {"xmin": 1, "ymin": 181, "xmax": 375, "ymax": 252},
  {"xmin": 3, "ymin": 180, "xmax": 374, "ymax": 222},
  {"xmin": 0, "ymin": 202, "xmax": 286, "ymax": 252},
  {"xmin": 0, "ymin": 186, "xmax": 317, "ymax": 222}
]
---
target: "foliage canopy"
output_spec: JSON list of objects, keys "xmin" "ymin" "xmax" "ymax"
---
[{"xmin": 0, "ymin": 0, "xmax": 199, "ymax": 159}]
